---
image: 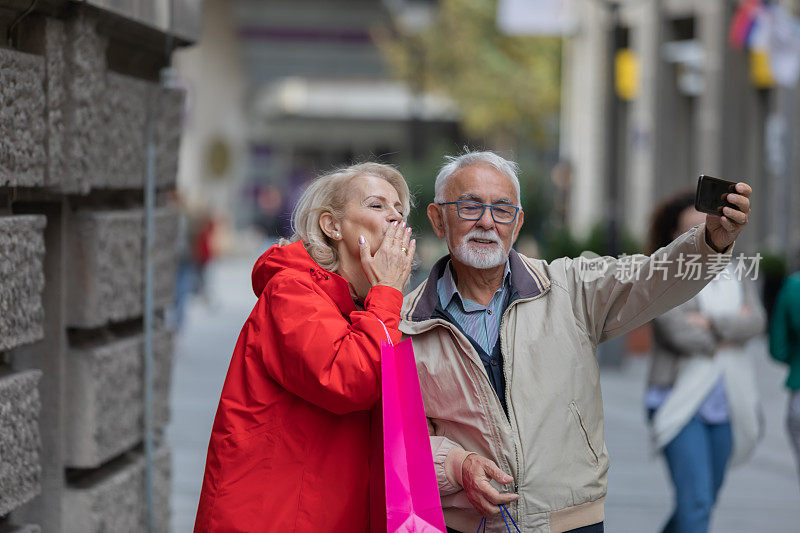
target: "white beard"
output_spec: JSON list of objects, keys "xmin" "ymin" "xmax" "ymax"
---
[{"xmin": 448, "ymin": 226, "xmax": 509, "ymax": 270}]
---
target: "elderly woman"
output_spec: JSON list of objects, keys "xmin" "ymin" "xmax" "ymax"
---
[{"xmin": 194, "ymin": 163, "xmax": 416, "ymax": 532}]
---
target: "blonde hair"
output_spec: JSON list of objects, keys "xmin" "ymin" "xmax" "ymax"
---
[{"xmin": 281, "ymin": 162, "xmax": 412, "ymax": 272}]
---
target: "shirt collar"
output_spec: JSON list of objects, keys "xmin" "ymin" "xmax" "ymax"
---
[{"xmin": 438, "ymin": 260, "xmax": 511, "ymax": 310}]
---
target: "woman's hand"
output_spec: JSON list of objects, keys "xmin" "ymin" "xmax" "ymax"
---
[{"xmin": 358, "ymin": 221, "xmax": 415, "ymax": 292}]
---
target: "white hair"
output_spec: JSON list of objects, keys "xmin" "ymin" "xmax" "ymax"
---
[{"xmin": 433, "ymin": 150, "xmax": 521, "ymax": 207}]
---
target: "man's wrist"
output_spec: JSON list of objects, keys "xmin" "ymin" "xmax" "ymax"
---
[
  {"xmin": 704, "ymin": 227, "xmax": 724, "ymax": 253},
  {"xmin": 445, "ymin": 448, "xmax": 475, "ymax": 487},
  {"xmin": 458, "ymin": 451, "xmax": 477, "ymax": 486}
]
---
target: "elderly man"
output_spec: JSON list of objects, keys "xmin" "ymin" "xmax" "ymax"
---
[{"xmin": 400, "ymin": 151, "xmax": 751, "ymax": 533}]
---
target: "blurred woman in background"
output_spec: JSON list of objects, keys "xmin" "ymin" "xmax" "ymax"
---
[
  {"xmin": 645, "ymin": 191, "xmax": 766, "ymax": 533},
  {"xmin": 194, "ymin": 163, "xmax": 416, "ymax": 532}
]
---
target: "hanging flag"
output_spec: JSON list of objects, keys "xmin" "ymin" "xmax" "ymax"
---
[
  {"xmin": 748, "ymin": 6, "xmax": 775, "ymax": 87},
  {"xmin": 497, "ymin": 0, "xmax": 577, "ymax": 36},
  {"xmin": 729, "ymin": 0, "xmax": 762, "ymax": 50},
  {"xmin": 766, "ymin": 4, "xmax": 800, "ymax": 86}
]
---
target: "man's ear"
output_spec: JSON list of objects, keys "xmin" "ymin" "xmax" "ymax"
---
[
  {"xmin": 427, "ymin": 203, "xmax": 446, "ymax": 239},
  {"xmin": 319, "ymin": 212, "xmax": 341, "ymax": 240},
  {"xmin": 511, "ymin": 209, "xmax": 525, "ymax": 245}
]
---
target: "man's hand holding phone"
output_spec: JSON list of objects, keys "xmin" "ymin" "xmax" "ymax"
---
[{"xmin": 695, "ymin": 176, "xmax": 751, "ymax": 252}]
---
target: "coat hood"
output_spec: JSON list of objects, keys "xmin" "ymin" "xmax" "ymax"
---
[
  {"xmin": 251, "ymin": 240, "xmax": 357, "ymax": 315},
  {"xmin": 251, "ymin": 240, "xmax": 320, "ymax": 296}
]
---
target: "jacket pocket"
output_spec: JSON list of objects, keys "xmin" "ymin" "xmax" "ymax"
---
[
  {"xmin": 209, "ymin": 424, "xmax": 279, "ymax": 523},
  {"xmin": 569, "ymin": 401, "xmax": 599, "ymax": 466}
]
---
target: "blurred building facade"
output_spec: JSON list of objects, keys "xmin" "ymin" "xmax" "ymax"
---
[
  {"xmin": 562, "ymin": 0, "xmax": 800, "ymax": 261},
  {"xmin": 0, "ymin": 1, "xmax": 197, "ymax": 531},
  {"xmin": 175, "ymin": 0, "xmax": 459, "ymax": 240}
]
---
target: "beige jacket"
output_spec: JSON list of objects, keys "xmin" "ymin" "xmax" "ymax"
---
[{"xmin": 400, "ymin": 224, "xmax": 729, "ymax": 533}]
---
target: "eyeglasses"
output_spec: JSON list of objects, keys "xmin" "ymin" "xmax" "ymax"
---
[{"xmin": 437, "ymin": 201, "xmax": 520, "ymax": 224}]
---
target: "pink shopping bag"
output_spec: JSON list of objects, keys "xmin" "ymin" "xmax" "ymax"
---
[{"xmin": 381, "ymin": 337, "xmax": 447, "ymax": 533}]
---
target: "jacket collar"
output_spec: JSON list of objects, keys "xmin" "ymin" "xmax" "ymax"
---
[
  {"xmin": 309, "ymin": 263, "xmax": 357, "ymax": 316},
  {"xmin": 404, "ymin": 248, "xmax": 550, "ymax": 323},
  {"xmin": 438, "ymin": 259, "xmax": 512, "ymax": 311}
]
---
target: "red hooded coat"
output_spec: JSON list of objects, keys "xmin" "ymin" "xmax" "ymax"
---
[{"xmin": 194, "ymin": 241, "xmax": 402, "ymax": 532}]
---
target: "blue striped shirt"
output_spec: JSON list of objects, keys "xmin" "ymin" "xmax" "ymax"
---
[{"xmin": 436, "ymin": 261, "xmax": 512, "ymax": 354}]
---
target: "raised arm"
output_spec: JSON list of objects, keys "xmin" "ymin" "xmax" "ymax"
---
[
  {"xmin": 567, "ymin": 183, "xmax": 751, "ymax": 346},
  {"xmin": 566, "ymin": 223, "xmax": 731, "ymax": 346}
]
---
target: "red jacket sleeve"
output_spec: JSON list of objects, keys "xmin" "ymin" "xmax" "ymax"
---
[{"xmin": 251, "ymin": 276, "xmax": 403, "ymax": 414}]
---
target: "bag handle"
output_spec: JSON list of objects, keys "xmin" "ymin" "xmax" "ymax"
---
[
  {"xmin": 475, "ymin": 505, "xmax": 520, "ymax": 533},
  {"xmin": 500, "ymin": 505, "xmax": 521, "ymax": 532},
  {"xmin": 377, "ymin": 319, "xmax": 393, "ymax": 346}
]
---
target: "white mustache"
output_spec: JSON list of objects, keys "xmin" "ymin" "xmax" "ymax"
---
[{"xmin": 465, "ymin": 230, "xmax": 501, "ymax": 245}]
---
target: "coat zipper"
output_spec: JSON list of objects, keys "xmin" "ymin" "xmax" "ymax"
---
[
  {"xmin": 411, "ymin": 287, "xmax": 550, "ymax": 524},
  {"xmin": 429, "ymin": 320, "xmax": 518, "ymax": 483},
  {"xmin": 498, "ymin": 303, "xmax": 521, "ymax": 503},
  {"xmin": 498, "ymin": 290, "xmax": 550, "ymax": 521}
]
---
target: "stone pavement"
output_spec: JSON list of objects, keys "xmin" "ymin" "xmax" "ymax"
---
[{"xmin": 168, "ymin": 253, "xmax": 800, "ymax": 532}]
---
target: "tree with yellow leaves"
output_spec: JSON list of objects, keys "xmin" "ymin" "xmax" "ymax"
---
[{"xmin": 377, "ymin": 0, "xmax": 562, "ymax": 147}]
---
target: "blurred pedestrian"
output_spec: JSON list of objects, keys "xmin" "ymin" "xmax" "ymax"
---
[
  {"xmin": 645, "ymin": 191, "xmax": 766, "ymax": 533},
  {"xmin": 769, "ymin": 266, "xmax": 800, "ymax": 485},
  {"xmin": 194, "ymin": 163, "xmax": 416, "ymax": 532},
  {"xmin": 402, "ymin": 151, "xmax": 752, "ymax": 533},
  {"xmin": 170, "ymin": 191, "xmax": 197, "ymax": 331},
  {"xmin": 192, "ymin": 210, "xmax": 216, "ymax": 302}
]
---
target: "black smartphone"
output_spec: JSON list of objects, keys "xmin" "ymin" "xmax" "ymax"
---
[{"xmin": 694, "ymin": 175, "xmax": 738, "ymax": 216}]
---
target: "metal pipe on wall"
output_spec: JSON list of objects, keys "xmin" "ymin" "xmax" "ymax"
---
[
  {"xmin": 143, "ymin": 105, "xmax": 157, "ymax": 533},
  {"xmin": 144, "ymin": 2, "xmax": 176, "ymax": 531}
]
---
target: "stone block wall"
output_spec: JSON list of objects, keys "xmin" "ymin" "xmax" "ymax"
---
[
  {"xmin": 65, "ymin": 331, "xmax": 173, "ymax": 468},
  {"xmin": 105, "ymin": 73, "xmax": 150, "ymax": 189},
  {"xmin": 63, "ymin": 447, "xmax": 171, "ymax": 533},
  {"xmin": 0, "ymin": 216, "xmax": 46, "ymax": 352},
  {"xmin": 0, "ymin": 371, "xmax": 42, "ymax": 516},
  {"xmin": 65, "ymin": 208, "xmax": 178, "ymax": 328},
  {"xmin": 0, "ymin": 525, "xmax": 41, "ymax": 533},
  {"xmin": 153, "ymin": 87, "xmax": 185, "ymax": 190},
  {"xmin": 0, "ymin": 1, "xmax": 196, "ymax": 531},
  {"xmin": 0, "ymin": 50, "xmax": 46, "ymax": 187}
]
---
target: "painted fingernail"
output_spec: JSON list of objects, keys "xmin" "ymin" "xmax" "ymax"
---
[
  {"xmin": 401, "ymin": 221, "xmax": 406, "ymax": 228},
  {"xmin": 358, "ymin": 235, "xmax": 365, "ymax": 244},
  {"xmin": 407, "ymin": 227, "xmax": 412, "ymax": 233},
  {"xmin": 393, "ymin": 221, "xmax": 398, "ymax": 226}
]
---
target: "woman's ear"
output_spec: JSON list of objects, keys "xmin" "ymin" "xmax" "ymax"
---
[{"xmin": 319, "ymin": 212, "xmax": 342, "ymax": 240}]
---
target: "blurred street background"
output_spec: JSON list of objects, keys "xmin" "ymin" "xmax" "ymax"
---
[{"xmin": 166, "ymin": 0, "xmax": 800, "ymax": 531}]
